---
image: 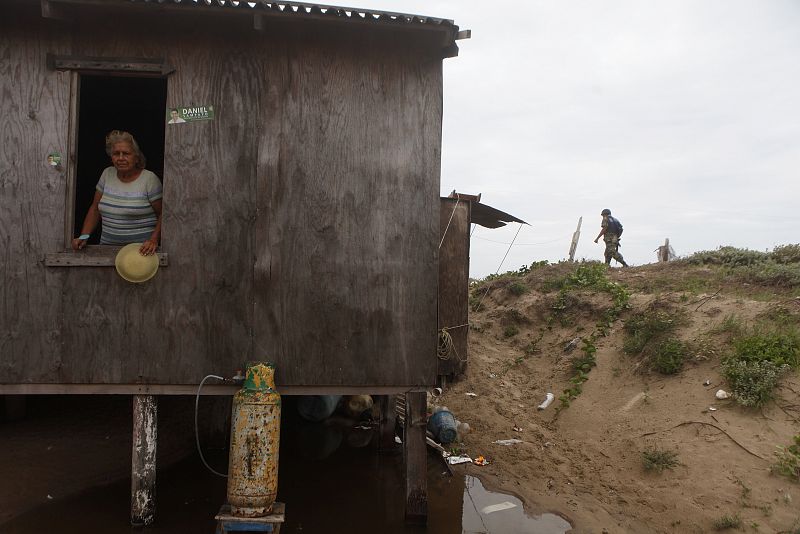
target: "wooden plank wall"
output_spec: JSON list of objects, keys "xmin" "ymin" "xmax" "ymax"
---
[
  {"xmin": 437, "ymin": 198, "xmax": 470, "ymax": 377},
  {"xmin": 254, "ymin": 27, "xmax": 442, "ymax": 387},
  {"xmin": 0, "ymin": 9, "xmax": 443, "ymax": 388},
  {"xmin": 0, "ymin": 11, "xmax": 72, "ymax": 382}
]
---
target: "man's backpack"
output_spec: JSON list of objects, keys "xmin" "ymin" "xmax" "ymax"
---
[{"xmin": 607, "ymin": 215, "xmax": 623, "ymax": 237}]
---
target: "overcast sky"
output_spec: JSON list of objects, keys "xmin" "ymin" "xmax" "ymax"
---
[{"xmin": 358, "ymin": 1, "xmax": 800, "ymax": 277}]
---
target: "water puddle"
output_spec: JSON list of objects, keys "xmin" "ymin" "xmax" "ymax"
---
[
  {"xmin": 460, "ymin": 475, "xmax": 571, "ymax": 534},
  {"xmin": 0, "ymin": 397, "xmax": 572, "ymax": 533}
]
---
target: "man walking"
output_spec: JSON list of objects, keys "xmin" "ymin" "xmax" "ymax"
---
[{"xmin": 594, "ymin": 208, "xmax": 628, "ymax": 267}]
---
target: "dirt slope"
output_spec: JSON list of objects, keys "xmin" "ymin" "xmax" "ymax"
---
[{"xmin": 437, "ymin": 262, "xmax": 800, "ymax": 533}]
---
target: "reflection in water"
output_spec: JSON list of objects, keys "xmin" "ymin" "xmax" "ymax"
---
[
  {"xmin": 0, "ymin": 402, "xmax": 571, "ymax": 534},
  {"xmin": 461, "ymin": 475, "xmax": 572, "ymax": 534}
]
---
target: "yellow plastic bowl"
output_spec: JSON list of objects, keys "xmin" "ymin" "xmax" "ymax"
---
[{"xmin": 115, "ymin": 243, "xmax": 159, "ymax": 283}]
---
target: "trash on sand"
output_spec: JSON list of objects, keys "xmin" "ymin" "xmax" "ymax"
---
[
  {"xmin": 47, "ymin": 494, "xmax": 53, "ymax": 500},
  {"xmin": 564, "ymin": 337, "xmax": 581, "ymax": 353},
  {"xmin": 512, "ymin": 425, "xmax": 523, "ymax": 432},
  {"xmin": 395, "ymin": 436, "xmax": 402, "ymax": 444},
  {"xmin": 537, "ymin": 392, "xmax": 555, "ymax": 411},
  {"xmin": 703, "ymin": 379, "xmax": 711, "ymax": 386},
  {"xmin": 715, "ymin": 389, "xmax": 730, "ymax": 400},
  {"xmin": 493, "ymin": 438, "xmax": 524, "ymax": 446},
  {"xmin": 466, "ymin": 392, "xmax": 478, "ymax": 398},
  {"xmin": 488, "ymin": 373, "xmax": 498, "ymax": 378},
  {"xmin": 473, "ymin": 455, "xmax": 489, "ymax": 466},
  {"xmin": 446, "ymin": 454, "xmax": 473, "ymax": 465},
  {"xmin": 431, "ymin": 387, "xmax": 443, "ymax": 397},
  {"xmin": 481, "ymin": 501, "xmax": 518, "ymax": 515},
  {"xmin": 708, "ymin": 406, "xmax": 718, "ymax": 411}
]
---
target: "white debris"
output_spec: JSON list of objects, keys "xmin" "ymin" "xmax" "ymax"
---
[
  {"xmin": 703, "ymin": 379, "xmax": 711, "ymax": 386},
  {"xmin": 708, "ymin": 406, "xmax": 718, "ymax": 411},
  {"xmin": 447, "ymin": 455, "xmax": 473, "ymax": 465},
  {"xmin": 481, "ymin": 501, "xmax": 517, "ymax": 514},
  {"xmin": 537, "ymin": 392, "xmax": 555, "ymax": 410},
  {"xmin": 466, "ymin": 392, "xmax": 478, "ymax": 398},
  {"xmin": 493, "ymin": 439, "xmax": 524, "ymax": 446},
  {"xmin": 715, "ymin": 389, "xmax": 730, "ymax": 400}
]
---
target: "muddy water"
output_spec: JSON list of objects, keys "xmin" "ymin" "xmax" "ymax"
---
[{"xmin": 0, "ymin": 403, "xmax": 571, "ymax": 534}]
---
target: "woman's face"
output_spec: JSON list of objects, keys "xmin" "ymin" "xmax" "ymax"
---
[{"xmin": 111, "ymin": 141, "xmax": 137, "ymax": 172}]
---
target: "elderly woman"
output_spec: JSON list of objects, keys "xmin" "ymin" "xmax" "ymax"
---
[{"xmin": 72, "ymin": 130, "xmax": 163, "ymax": 256}]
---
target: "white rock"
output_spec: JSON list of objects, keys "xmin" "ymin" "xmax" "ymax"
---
[{"xmin": 715, "ymin": 389, "xmax": 730, "ymax": 400}]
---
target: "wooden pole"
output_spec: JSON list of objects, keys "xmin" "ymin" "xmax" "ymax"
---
[
  {"xmin": 377, "ymin": 394, "xmax": 398, "ymax": 453},
  {"xmin": 404, "ymin": 391, "xmax": 427, "ymax": 524},
  {"xmin": 131, "ymin": 394, "xmax": 158, "ymax": 526},
  {"xmin": 568, "ymin": 217, "xmax": 582, "ymax": 262}
]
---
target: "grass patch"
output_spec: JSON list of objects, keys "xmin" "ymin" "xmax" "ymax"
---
[
  {"xmin": 652, "ymin": 338, "xmax": 687, "ymax": 374},
  {"xmin": 503, "ymin": 325, "xmax": 519, "ymax": 338},
  {"xmin": 712, "ymin": 314, "xmax": 746, "ymax": 336},
  {"xmin": 771, "ymin": 434, "xmax": 800, "ymax": 482},
  {"xmin": 720, "ymin": 327, "xmax": 800, "ymax": 407},
  {"xmin": 508, "ymin": 282, "xmax": 529, "ymax": 296},
  {"xmin": 623, "ymin": 301, "xmax": 686, "ymax": 356},
  {"xmin": 712, "ymin": 513, "xmax": 742, "ymax": 530},
  {"xmin": 722, "ymin": 359, "xmax": 789, "ymax": 408},
  {"xmin": 682, "ymin": 244, "xmax": 800, "ymax": 290},
  {"xmin": 641, "ymin": 446, "xmax": 679, "ymax": 472}
]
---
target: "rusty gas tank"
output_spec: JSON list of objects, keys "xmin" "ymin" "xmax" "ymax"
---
[{"xmin": 227, "ymin": 362, "xmax": 281, "ymax": 517}]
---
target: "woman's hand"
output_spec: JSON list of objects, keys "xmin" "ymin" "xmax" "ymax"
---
[
  {"xmin": 72, "ymin": 237, "xmax": 88, "ymax": 251},
  {"xmin": 139, "ymin": 239, "xmax": 158, "ymax": 256}
]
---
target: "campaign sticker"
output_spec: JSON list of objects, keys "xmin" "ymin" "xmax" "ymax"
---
[{"xmin": 167, "ymin": 105, "xmax": 215, "ymax": 124}]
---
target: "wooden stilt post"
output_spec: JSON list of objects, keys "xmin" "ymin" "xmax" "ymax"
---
[
  {"xmin": 377, "ymin": 394, "xmax": 398, "ymax": 453},
  {"xmin": 568, "ymin": 217, "xmax": 582, "ymax": 262},
  {"xmin": 404, "ymin": 391, "xmax": 427, "ymax": 524},
  {"xmin": 131, "ymin": 394, "xmax": 157, "ymax": 526}
]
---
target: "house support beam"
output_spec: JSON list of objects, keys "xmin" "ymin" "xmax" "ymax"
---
[
  {"xmin": 403, "ymin": 391, "xmax": 427, "ymax": 524},
  {"xmin": 131, "ymin": 394, "xmax": 158, "ymax": 526}
]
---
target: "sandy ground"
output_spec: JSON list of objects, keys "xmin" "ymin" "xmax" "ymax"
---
[{"xmin": 438, "ymin": 263, "xmax": 800, "ymax": 533}]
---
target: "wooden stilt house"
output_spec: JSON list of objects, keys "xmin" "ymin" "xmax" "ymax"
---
[{"xmin": 1, "ymin": 0, "xmax": 468, "ymax": 524}]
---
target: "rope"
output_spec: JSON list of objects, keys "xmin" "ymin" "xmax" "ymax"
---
[
  {"xmin": 437, "ymin": 329, "xmax": 454, "ymax": 360},
  {"xmin": 439, "ymin": 195, "xmax": 460, "ymax": 250},
  {"xmin": 474, "ymin": 223, "xmax": 524, "ymax": 312}
]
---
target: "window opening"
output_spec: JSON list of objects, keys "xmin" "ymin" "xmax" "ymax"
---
[{"xmin": 73, "ymin": 75, "xmax": 167, "ymax": 244}]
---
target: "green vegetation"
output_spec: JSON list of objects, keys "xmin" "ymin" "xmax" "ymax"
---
[
  {"xmin": 712, "ymin": 314, "xmax": 746, "ymax": 337},
  {"xmin": 721, "ymin": 329, "xmax": 800, "ymax": 407},
  {"xmin": 503, "ymin": 325, "xmax": 520, "ymax": 338},
  {"xmin": 548, "ymin": 263, "xmax": 630, "ymax": 408},
  {"xmin": 771, "ymin": 434, "xmax": 800, "ymax": 482},
  {"xmin": 508, "ymin": 281, "xmax": 529, "ymax": 296},
  {"xmin": 623, "ymin": 303, "xmax": 686, "ymax": 355},
  {"xmin": 622, "ymin": 301, "xmax": 689, "ymax": 374},
  {"xmin": 559, "ymin": 337, "xmax": 597, "ymax": 407},
  {"xmin": 652, "ymin": 339, "xmax": 687, "ymax": 375},
  {"xmin": 641, "ymin": 446, "xmax": 680, "ymax": 473},
  {"xmin": 712, "ymin": 513, "xmax": 742, "ymax": 530},
  {"xmin": 683, "ymin": 244, "xmax": 800, "ymax": 289}
]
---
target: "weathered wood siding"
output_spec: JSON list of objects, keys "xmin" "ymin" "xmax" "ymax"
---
[
  {"xmin": 0, "ymin": 8, "xmax": 442, "ymax": 388},
  {"xmin": 437, "ymin": 198, "xmax": 470, "ymax": 377}
]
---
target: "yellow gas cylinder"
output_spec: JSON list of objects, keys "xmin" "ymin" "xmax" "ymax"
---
[{"xmin": 227, "ymin": 362, "xmax": 281, "ymax": 517}]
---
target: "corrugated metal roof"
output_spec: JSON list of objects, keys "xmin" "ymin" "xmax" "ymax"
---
[{"xmin": 131, "ymin": 0, "xmax": 457, "ymax": 30}]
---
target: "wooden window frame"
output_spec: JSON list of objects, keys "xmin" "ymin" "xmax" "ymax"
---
[{"xmin": 45, "ymin": 58, "xmax": 172, "ymax": 268}]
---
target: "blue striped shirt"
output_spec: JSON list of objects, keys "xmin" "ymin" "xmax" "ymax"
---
[{"xmin": 96, "ymin": 167, "xmax": 163, "ymax": 245}]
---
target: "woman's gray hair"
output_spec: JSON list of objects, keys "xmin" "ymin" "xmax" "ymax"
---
[{"xmin": 105, "ymin": 130, "xmax": 146, "ymax": 169}]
